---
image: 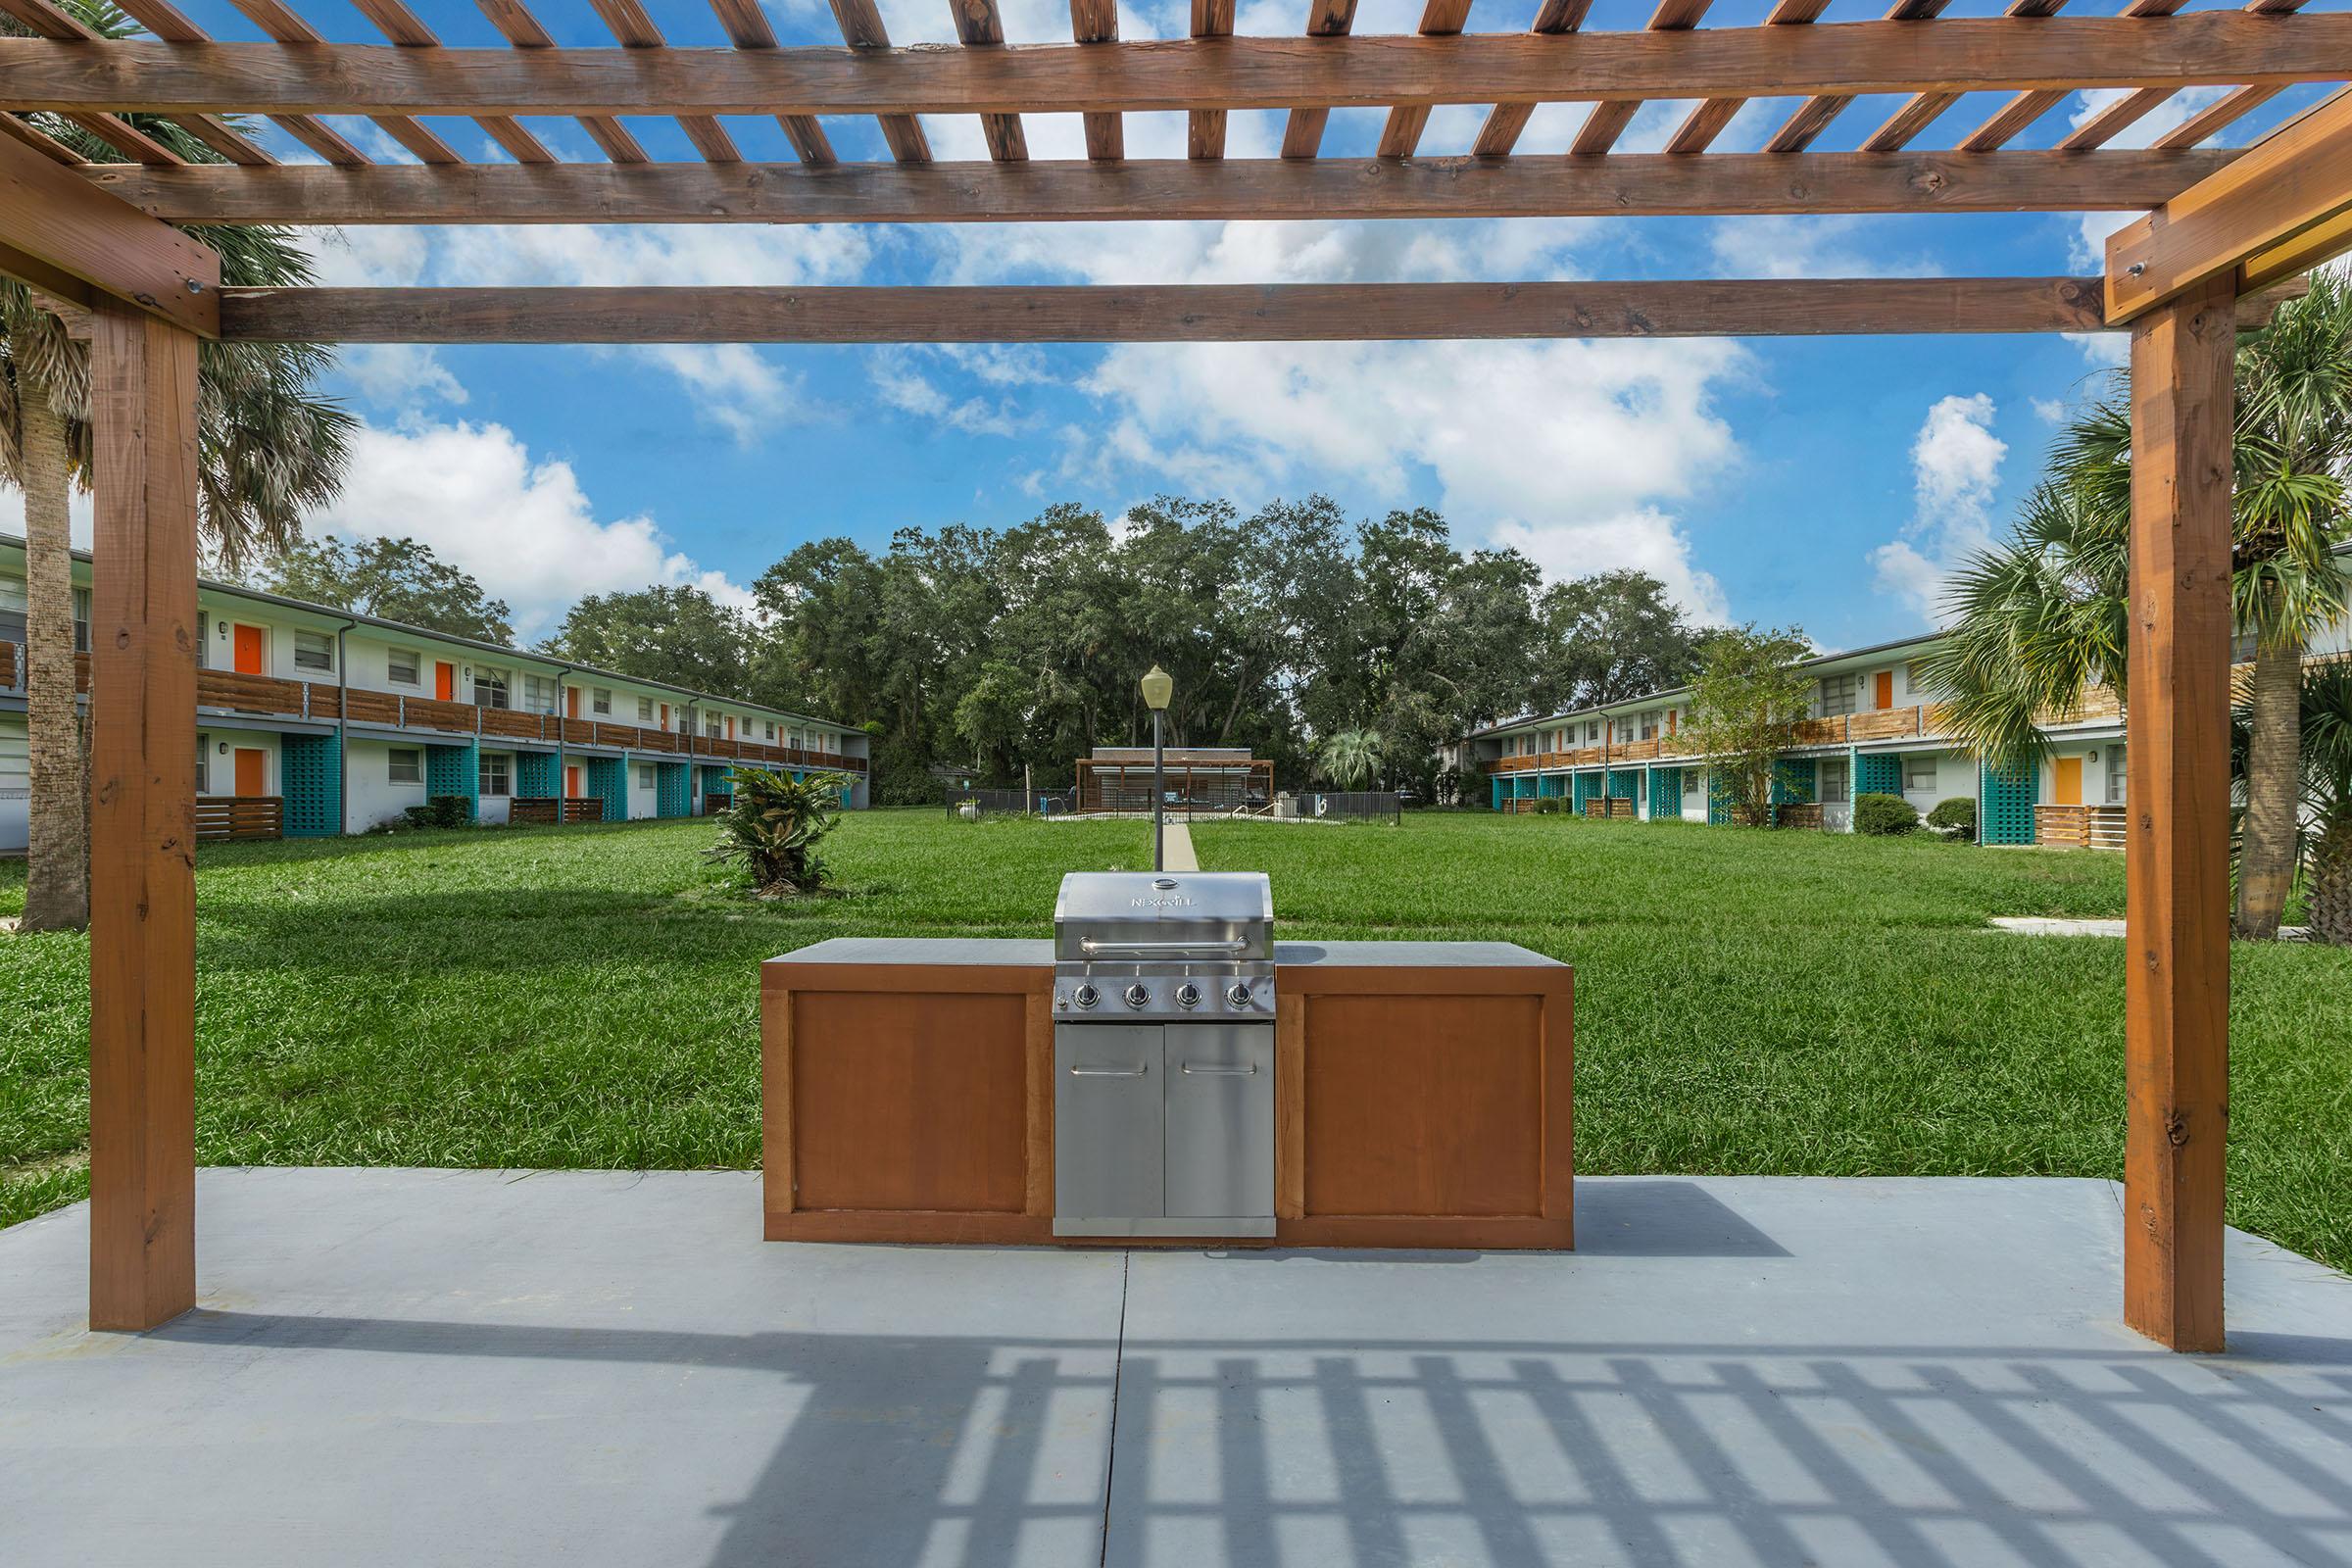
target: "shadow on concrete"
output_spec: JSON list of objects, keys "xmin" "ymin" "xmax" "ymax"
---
[
  {"xmin": 148, "ymin": 1308, "xmax": 2352, "ymax": 1568},
  {"xmin": 1570, "ymin": 1178, "xmax": 1792, "ymax": 1257}
]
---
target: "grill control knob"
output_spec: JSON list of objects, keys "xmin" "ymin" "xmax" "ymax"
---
[
  {"xmin": 1226, "ymin": 982, "xmax": 1253, "ymax": 1008},
  {"xmin": 1072, "ymin": 984, "xmax": 1100, "ymax": 1010},
  {"xmin": 1124, "ymin": 982, "xmax": 1152, "ymax": 1010},
  {"xmin": 1174, "ymin": 982, "xmax": 1201, "ymax": 1010}
]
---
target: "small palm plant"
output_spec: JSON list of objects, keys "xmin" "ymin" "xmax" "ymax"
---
[
  {"xmin": 1316, "ymin": 729, "xmax": 1385, "ymax": 791},
  {"xmin": 704, "ymin": 768, "xmax": 849, "ymax": 895},
  {"xmin": 2301, "ymin": 662, "xmax": 2352, "ymax": 945}
]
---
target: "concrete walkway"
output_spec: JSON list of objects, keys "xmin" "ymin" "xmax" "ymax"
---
[
  {"xmin": 1162, "ymin": 818, "xmax": 1200, "ymax": 871},
  {"xmin": 1991, "ymin": 916, "xmax": 2316, "ymax": 940},
  {"xmin": 4, "ymin": 1170, "xmax": 2349, "ymax": 1567}
]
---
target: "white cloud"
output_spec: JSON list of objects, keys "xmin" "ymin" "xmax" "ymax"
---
[
  {"xmin": 1076, "ymin": 335, "xmax": 1746, "ymax": 620},
  {"xmin": 310, "ymin": 419, "xmax": 753, "ymax": 635},
  {"xmin": 304, "ymin": 222, "xmax": 868, "ymax": 438},
  {"xmin": 0, "ymin": 487, "xmax": 95, "ymax": 551},
  {"xmin": 338, "ymin": 344, "xmax": 468, "ymax": 413},
  {"xmin": 2032, "ymin": 397, "xmax": 2067, "ymax": 424},
  {"xmin": 1708, "ymin": 216, "xmax": 1943, "ymax": 281},
  {"xmin": 1870, "ymin": 393, "xmax": 2007, "ymax": 620}
]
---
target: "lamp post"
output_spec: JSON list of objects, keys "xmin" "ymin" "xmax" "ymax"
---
[{"xmin": 1141, "ymin": 664, "xmax": 1173, "ymax": 871}]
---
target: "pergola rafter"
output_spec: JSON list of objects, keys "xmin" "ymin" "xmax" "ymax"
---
[{"xmin": 5, "ymin": 0, "xmax": 2351, "ymax": 1361}]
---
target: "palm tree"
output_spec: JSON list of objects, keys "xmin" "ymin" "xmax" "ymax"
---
[
  {"xmin": 1921, "ymin": 271, "xmax": 2352, "ymax": 940},
  {"xmin": 1316, "ymin": 728, "xmax": 1386, "ymax": 791},
  {"xmin": 0, "ymin": 2, "xmax": 351, "ymax": 932},
  {"xmin": 2297, "ymin": 661, "xmax": 2352, "ymax": 946}
]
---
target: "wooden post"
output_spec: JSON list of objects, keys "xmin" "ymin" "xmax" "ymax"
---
[
  {"xmin": 87, "ymin": 301, "xmax": 201, "ymax": 1333},
  {"xmin": 2123, "ymin": 274, "xmax": 2235, "ymax": 1353}
]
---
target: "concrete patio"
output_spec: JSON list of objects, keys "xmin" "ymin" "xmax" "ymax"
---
[{"xmin": 3, "ymin": 1170, "xmax": 2348, "ymax": 1568}]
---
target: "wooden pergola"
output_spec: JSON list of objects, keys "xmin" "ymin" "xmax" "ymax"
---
[{"xmin": 6, "ymin": 0, "xmax": 2348, "ymax": 1352}]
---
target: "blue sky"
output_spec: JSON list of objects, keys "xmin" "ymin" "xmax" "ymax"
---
[{"xmin": 14, "ymin": 0, "xmax": 2343, "ymax": 647}]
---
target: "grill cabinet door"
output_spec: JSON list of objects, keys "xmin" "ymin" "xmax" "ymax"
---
[
  {"xmin": 1163, "ymin": 1023, "xmax": 1275, "ymax": 1224},
  {"xmin": 1054, "ymin": 1024, "xmax": 1163, "ymax": 1231}
]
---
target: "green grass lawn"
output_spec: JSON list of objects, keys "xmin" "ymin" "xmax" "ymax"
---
[{"xmin": 4, "ymin": 809, "xmax": 2347, "ymax": 1274}]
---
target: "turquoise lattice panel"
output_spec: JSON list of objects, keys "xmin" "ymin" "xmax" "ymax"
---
[
  {"xmin": 1648, "ymin": 766, "xmax": 1682, "ymax": 820},
  {"xmin": 425, "ymin": 741, "xmax": 478, "ymax": 821},
  {"xmin": 1574, "ymin": 773, "xmax": 1601, "ymax": 811},
  {"xmin": 516, "ymin": 751, "xmax": 559, "ymax": 799},
  {"xmin": 1981, "ymin": 759, "xmax": 2038, "ymax": 845},
  {"xmin": 657, "ymin": 760, "xmax": 691, "ymax": 818},
  {"xmin": 1854, "ymin": 752, "xmax": 1902, "ymax": 797},
  {"xmin": 587, "ymin": 755, "xmax": 628, "ymax": 822},
  {"xmin": 1607, "ymin": 769, "xmax": 1637, "ymax": 800},
  {"xmin": 1708, "ymin": 769, "xmax": 1735, "ymax": 825},
  {"xmin": 1772, "ymin": 757, "xmax": 1818, "ymax": 806},
  {"xmin": 281, "ymin": 733, "xmax": 340, "ymax": 837}
]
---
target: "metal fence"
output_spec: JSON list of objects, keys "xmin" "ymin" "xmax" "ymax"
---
[
  {"xmin": 947, "ymin": 787, "xmax": 1041, "ymax": 818},
  {"xmin": 1283, "ymin": 790, "xmax": 1401, "ymax": 824}
]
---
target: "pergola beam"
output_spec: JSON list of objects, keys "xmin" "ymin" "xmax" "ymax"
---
[
  {"xmin": 4, "ymin": 18, "xmax": 2348, "ymax": 118},
  {"xmin": 83, "ymin": 150, "xmax": 2240, "ymax": 227},
  {"xmin": 0, "ymin": 129, "xmax": 218, "ymax": 335},
  {"xmin": 209, "ymin": 277, "xmax": 2298, "ymax": 345},
  {"xmin": 2107, "ymin": 89, "xmax": 2352, "ymax": 322}
]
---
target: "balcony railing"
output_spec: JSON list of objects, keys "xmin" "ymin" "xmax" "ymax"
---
[
  {"xmin": 0, "ymin": 639, "xmax": 16, "ymax": 690},
  {"xmin": 2035, "ymin": 804, "xmax": 2127, "ymax": 850},
  {"xmin": 194, "ymin": 795, "xmax": 283, "ymax": 842}
]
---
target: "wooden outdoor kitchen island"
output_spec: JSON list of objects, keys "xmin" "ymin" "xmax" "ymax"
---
[{"xmin": 760, "ymin": 939, "xmax": 1573, "ymax": 1250}]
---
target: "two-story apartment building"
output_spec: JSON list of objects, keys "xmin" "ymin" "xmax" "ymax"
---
[
  {"xmin": 1451, "ymin": 615, "xmax": 2352, "ymax": 848},
  {"xmin": 0, "ymin": 540, "xmax": 868, "ymax": 852}
]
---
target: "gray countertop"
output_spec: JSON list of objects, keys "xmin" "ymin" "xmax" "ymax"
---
[{"xmin": 766, "ymin": 937, "xmax": 1565, "ymax": 969}]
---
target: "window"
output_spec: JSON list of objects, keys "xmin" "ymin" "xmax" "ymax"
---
[
  {"xmin": 592, "ymin": 687, "xmax": 612, "ymax": 716},
  {"xmin": 0, "ymin": 574, "xmax": 27, "ymax": 645},
  {"xmin": 479, "ymin": 753, "xmax": 511, "ymax": 798},
  {"xmin": 473, "ymin": 667, "xmax": 510, "ymax": 710},
  {"xmin": 522, "ymin": 673, "xmax": 557, "ymax": 714},
  {"xmin": 1639, "ymin": 713, "xmax": 1657, "ymax": 741},
  {"xmin": 1819, "ymin": 674, "xmax": 1857, "ymax": 717},
  {"xmin": 1586, "ymin": 721, "xmax": 1601, "ymax": 744},
  {"xmin": 73, "ymin": 587, "xmax": 90, "ymax": 654},
  {"xmin": 706, "ymin": 715, "xmax": 722, "ymax": 738},
  {"xmin": 294, "ymin": 629, "xmax": 334, "ymax": 672},
  {"xmin": 387, "ymin": 647, "xmax": 419, "ymax": 686},
  {"xmin": 2231, "ymin": 631, "xmax": 2260, "ymax": 663},
  {"xmin": 637, "ymin": 762, "xmax": 656, "ymax": 791},
  {"xmin": 2106, "ymin": 746, "xmax": 2127, "ymax": 806},
  {"xmin": 1905, "ymin": 660, "xmax": 1929, "ymax": 693},
  {"xmin": 789, "ymin": 731, "xmax": 802, "ymax": 751},
  {"xmin": 389, "ymin": 748, "xmax": 423, "ymax": 786},
  {"xmin": 764, "ymin": 720, "xmax": 776, "ymax": 741},
  {"xmin": 1820, "ymin": 760, "xmax": 1850, "ymax": 805},
  {"xmin": 1903, "ymin": 756, "xmax": 1937, "ymax": 793},
  {"xmin": 193, "ymin": 734, "xmax": 208, "ymax": 795},
  {"xmin": 638, "ymin": 696, "xmax": 654, "ymax": 722}
]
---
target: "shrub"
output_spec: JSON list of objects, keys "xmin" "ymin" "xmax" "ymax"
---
[
  {"xmin": 1853, "ymin": 793, "xmax": 1919, "ymax": 836},
  {"xmin": 400, "ymin": 795, "xmax": 472, "ymax": 830},
  {"xmin": 1531, "ymin": 796, "xmax": 1564, "ymax": 815},
  {"xmin": 705, "ymin": 766, "xmax": 849, "ymax": 894},
  {"xmin": 1926, "ymin": 797, "xmax": 1978, "ymax": 841}
]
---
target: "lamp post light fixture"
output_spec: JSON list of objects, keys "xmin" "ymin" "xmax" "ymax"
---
[{"xmin": 1141, "ymin": 664, "xmax": 1173, "ymax": 871}]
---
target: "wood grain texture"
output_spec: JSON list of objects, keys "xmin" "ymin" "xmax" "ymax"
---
[
  {"xmin": 86, "ymin": 302, "xmax": 200, "ymax": 1332},
  {"xmin": 2108, "ymin": 86, "xmax": 2352, "ymax": 320},
  {"xmin": 0, "ymin": 130, "xmax": 218, "ymax": 334},
  {"xmin": 760, "ymin": 977, "xmax": 794, "ymax": 1218},
  {"xmin": 1300, "ymin": 994, "xmax": 1547, "ymax": 1219},
  {"xmin": 1276, "ymin": 994, "xmax": 1305, "ymax": 1219},
  {"xmin": 219, "ymin": 278, "xmax": 2138, "ymax": 344},
  {"xmin": 787, "ymin": 990, "xmax": 1031, "ymax": 1213},
  {"xmin": 1469, "ymin": 0, "xmax": 1588, "ymax": 157},
  {"xmin": 102, "ymin": 151, "xmax": 2238, "ymax": 228},
  {"xmin": 2122, "ymin": 276, "xmax": 2235, "ymax": 1354},
  {"xmin": 1024, "ymin": 988, "xmax": 1054, "ymax": 1217},
  {"xmin": 12, "ymin": 19, "xmax": 2352, "ymax": 117}
]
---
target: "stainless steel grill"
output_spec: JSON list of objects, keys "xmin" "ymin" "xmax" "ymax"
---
[
  {"xmin": 1052, "ymin": 871, "xmax": 1276, "ymax": 1238},
  {"xmin": 1053, "ymin": 871, "xmax": 1274, "ymax": 1021}
]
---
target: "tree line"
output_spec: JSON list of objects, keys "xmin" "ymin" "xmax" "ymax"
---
[{"xmin": 256, "ymin": 501, "xmax": 1711, "ymax": 807}]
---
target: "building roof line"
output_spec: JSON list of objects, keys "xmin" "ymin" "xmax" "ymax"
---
[{"xmin": 2, "ymin": 535, "xmax": 857, "ymax": 736}]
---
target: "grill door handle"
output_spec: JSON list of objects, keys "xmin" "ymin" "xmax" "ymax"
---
[
  {"xmin": 1068, "ymin": 1064, "xmax": 1149, "ymax": 1078},
  {"xmin": 1078, "ymin": 938, "xmax": 1251, "ymax": 956},
  {"xmin": 1180, "ymin": 1062, "xmax": 1257, "ymax": 1076}
]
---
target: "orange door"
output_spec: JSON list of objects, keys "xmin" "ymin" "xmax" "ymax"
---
[
  {"xmin": 2054, "ymin": 757, "xmax": 2083, "ymax": 806},
  {"xmin": 564, "ymin": 764, "xmax": 581, "ymax": 798},
  {"xmin": 1874, "ymin": 670, "xmax": 1894, "ymax": 710},
  {"xmin": 725, "ymin": 715, "xmax": 735, "ymax": 740},
  {"xmin": 660, "ymin": 703, "xmax": 669, "ymax": 729},
  {"xmin": 232, "ymin": 747, "xmax": 265, "ymax": 796},
  {"xmin": 434, "ymin": 661, "xmax": 455, "ymax": 701},
  {"xmin": 565, "ymin": 686, "xmax": 580, "ymax": 719},
  {"xmin": 232, "ymin": 624, "xmax": 264, "ymax": 674}
]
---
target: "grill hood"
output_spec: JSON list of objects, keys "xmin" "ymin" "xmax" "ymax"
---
[{"xmin": 1054, "ymin": 871, "xmax": 1274, "ymax": 964}]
